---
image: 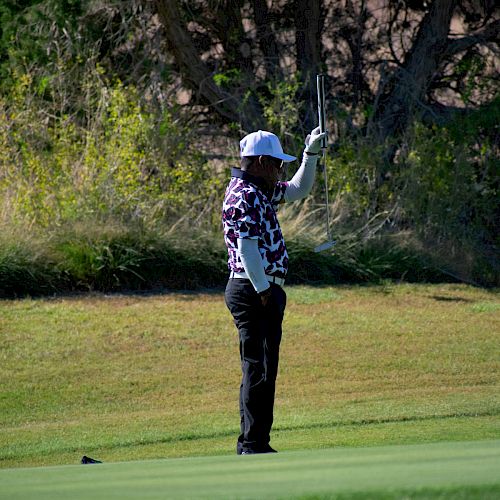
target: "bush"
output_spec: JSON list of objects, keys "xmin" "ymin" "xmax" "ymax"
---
[
  {"xmin": 0, "ymin": 44, "xmax": 497, "ymax": 292},
  {"xmin": 401, "ymin": 101, "xmax": 499, "ymax": 247},
  {"xmin": 0, "ymin": 64, "xmax": 223, "ymax": 229},
  {"xmin": 396, "ymin": 100, "xmax": 500, "ymax": 285}
]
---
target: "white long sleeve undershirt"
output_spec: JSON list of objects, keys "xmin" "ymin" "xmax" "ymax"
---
[
  {"xmin": 284, "ymin": 153, "xmax": 318, "ymax": 202},
  {"xmin": 237, "ymin": 153, "xmax": 319, "ymax": 293},
  {"xmin": 237, "ymin": 237, "xmax": 269, "ymax": 293}
]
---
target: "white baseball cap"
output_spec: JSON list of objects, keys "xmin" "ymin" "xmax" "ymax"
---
[{"xmin": 240, "ymin": 130, "xmax": 296, "ymax": 162}]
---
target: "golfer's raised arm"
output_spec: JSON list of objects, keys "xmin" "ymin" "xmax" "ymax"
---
[{"xmin": 284, "ymin": 127, "xmax": 326, "ymax": 202}]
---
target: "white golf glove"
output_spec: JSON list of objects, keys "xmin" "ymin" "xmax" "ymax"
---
[{"xmin": 304, "ymin": 126, "xmax": 327, "ymax": 155}]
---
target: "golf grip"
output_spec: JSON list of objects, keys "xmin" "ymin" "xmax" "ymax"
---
[{"xmin": 317, "ymin": 74, "xmax": 327, "ymax": 148}]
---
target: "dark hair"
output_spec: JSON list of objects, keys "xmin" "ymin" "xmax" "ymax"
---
[{"xmin": 241, "ymin": 156, "xmax": 258, "ymax": 171}]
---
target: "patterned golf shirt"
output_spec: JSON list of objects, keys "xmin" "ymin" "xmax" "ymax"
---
[{"xmin": 222, "ymin": 168, "xmax": 288, "ymax": 277}]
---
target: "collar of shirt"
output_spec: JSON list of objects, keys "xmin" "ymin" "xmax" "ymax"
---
[{"xmin": 231, "ymin": 167, "xmax": 269, "ymax": 195}]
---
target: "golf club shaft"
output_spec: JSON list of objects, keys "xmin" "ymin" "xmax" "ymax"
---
[
  {"xmin": 322, "ymin": 148, "xmax": 331, "ymax": 240},
  {"xmin": 317, "ymin": 74, "xmax": 330, "ymax": 240}
]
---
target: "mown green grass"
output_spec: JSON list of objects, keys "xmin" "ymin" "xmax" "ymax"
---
[
  {"xmin": 0, "ymin": 284, "xmax": 499, "ymax": 469},
  {"xmin": 1, "ymin": 440, "xmax": 499, "ymax": 499}
]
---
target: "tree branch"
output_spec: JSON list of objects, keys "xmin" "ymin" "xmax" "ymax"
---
[
  {"xmin": 372, "ymin": 0, "xmax": 456, "ymax": 147},
  {"xmin": 444, "ymin": 18, "xmax": 500, "ymax": 58},
  {"xmin": 387, "ymin": 2, "xmax": 404, "ymax": 67},
  {"xmin": 153, "ymin": 0, "xmax": 239, "ymax": 124}
]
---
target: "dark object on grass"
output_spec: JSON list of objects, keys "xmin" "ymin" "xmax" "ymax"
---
[
  {"xmin": 81, "ymin": 455, "xmax": 102, "ymax": 464},
  {"xmin": 241, "ymin": 445, "xmax": 278, "ymax": 455}
]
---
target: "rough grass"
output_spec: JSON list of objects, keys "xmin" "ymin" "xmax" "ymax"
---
[{"xmin": 0, "ymin": 284, "xmax": 499, "ymax": 469}]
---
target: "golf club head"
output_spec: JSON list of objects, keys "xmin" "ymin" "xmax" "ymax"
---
[{"xmin": 314, "ymin": 240, "xmax": 336, "ymax": 253}]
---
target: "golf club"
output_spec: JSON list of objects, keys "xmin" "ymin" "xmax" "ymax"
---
[{"xmin": 314, "ymin": 74, "xmax": 336, "ymax": 253}]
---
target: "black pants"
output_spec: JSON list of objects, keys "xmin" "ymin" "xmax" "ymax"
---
[{"xmin": 224, "ymin": 278, "xmax": 287, "ymax": 452}]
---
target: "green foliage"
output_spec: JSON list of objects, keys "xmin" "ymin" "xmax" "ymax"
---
[
  {"xmin": 53, "ymin": 223, "xmax": 228, "ymax": 291},
  {"xmin": 260, "ymin": 75, "xmax": 304, "ymax": 151},
  {"xmin": 324, "ymin": 138, "xmax": 380, "ymax": 217},
  {"xmin": 398, "ymin": 98, "xmax": 499, "ymax": 285},
  {"xmin": 0, "ymin": 63, "xmax": 220, "ymax": 228},
  {"xmin": 0, "ymin": 218, "xmax": 453, "ymax": 297},
  {"xmin": 213, "ymin": 69, "xmax": 242, "ymax": 89},
  {"xmin": 286, "ymin": 235, "xmax": 449, "ymax": 285},
  {"xmin": 0, "ymin": 0, "xmax": 84, "ymax": 86},
  {"xmin": 455, "ymin": 54, "xmax": 487, "ymax": 106},
  {"xmin": 54, "ymin": 225, "xmax": 150, "ymax": 291},
  {"xmin": 0, "ymin": 36, "xmax": 498, "ymax": 291},
  {"xmin": 309, "ymin": 95, "xmax": 500, "ymax": 286},
  {"xmin": 352, "ymin": 238, "xmax": 444, "ymax": 283}
]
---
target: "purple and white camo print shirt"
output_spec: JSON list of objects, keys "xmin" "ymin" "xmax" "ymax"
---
[{"xmin": 222, "ymin": 168, "xmax": 288, "ymax": 277}]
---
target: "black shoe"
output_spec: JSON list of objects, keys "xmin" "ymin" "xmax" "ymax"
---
[
  {"xmin": 236, "ymin": 442, "xmax": 243, "ymax": 455},
  {"xmin": 241, "ymin": 445, "xmax": 278, "ymax": 455}
]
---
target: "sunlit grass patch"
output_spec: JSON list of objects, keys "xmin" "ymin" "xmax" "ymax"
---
[
  {"xmin": 471, "ymin": 301, "xmax": 500, "ymax": 313},
  {"xmin": 286, "ymin": 285, "xmax": 343, "ymax": 304}
]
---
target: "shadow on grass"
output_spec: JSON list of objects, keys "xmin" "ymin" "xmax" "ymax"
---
[{"xmin": 431, "ymin": 295, "xmax": 476, "ymax": 303}]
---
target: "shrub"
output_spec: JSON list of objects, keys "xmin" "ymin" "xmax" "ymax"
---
[{"xmin": 0, "ymin": 63, "xmax": 223, "ymax": 229}]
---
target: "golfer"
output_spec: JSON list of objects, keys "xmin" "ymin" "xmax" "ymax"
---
[{"xmin": 223, "ymin": 127, "xmax": 326, "ymax": 455}]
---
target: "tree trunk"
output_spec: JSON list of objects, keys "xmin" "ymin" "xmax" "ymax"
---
[
  {"xmin": 213, "ymin": 0, "xmax": 254, "ymax": 75},
  {"xmin": 343, "ymin": 0, "xmax": 369, "ymax": 109},
  {"xmin": 373, "ymin": 0, "xmax": 457, "ymax": 147},
  {"xmin": 294, "ymin": 0, "xmax": 324, "ymax": 131},
  {"xmin": 211, "ymin": 0, "xmax": 266, "ymax": 130},
  {"xmin": 251, "ymin": 0, "xmax": 282, "ymax": 80},
  {"xmin": 154, "ymin": 0, "xmax": 264, "ymax": 130}
]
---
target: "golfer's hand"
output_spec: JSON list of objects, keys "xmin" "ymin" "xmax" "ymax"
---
[
  {"xmin": 259, "ymin": 287, "xmax": 273, "ymax": 307},
  {"xmin": 304, "ymin": 126, "xmax": 327, "ymax": 155}
]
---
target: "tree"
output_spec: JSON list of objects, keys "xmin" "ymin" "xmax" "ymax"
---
[
  {"xmin": 5, "ymin": 1, "xmax": 497, "ymax": 140},
  {"xmin": 1, "ymin": 0, "xmax": 497, "ymax": 284},
  {"xmin": 372, "ymin": 0, "xmax": 499, "ymax": 156},
  {"xmin": 293, "ymin": 0, "xmax": 324, "ymax": 129},
  {"xmin": 154, "ymin": 0, "xmax": 242, "ymax": 125},
  {"xmin": 152, "ymin": 0, "xmax": 499, "ymax": 143}
]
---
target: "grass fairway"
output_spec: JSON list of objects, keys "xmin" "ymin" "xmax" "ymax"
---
[
  {"xmin": 1, "ymin": 440, "xmax": 499, "ymax": 499},
  {"xmin": 0, "ymin": 283, "xmax": 499, "ymax": 471}
]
